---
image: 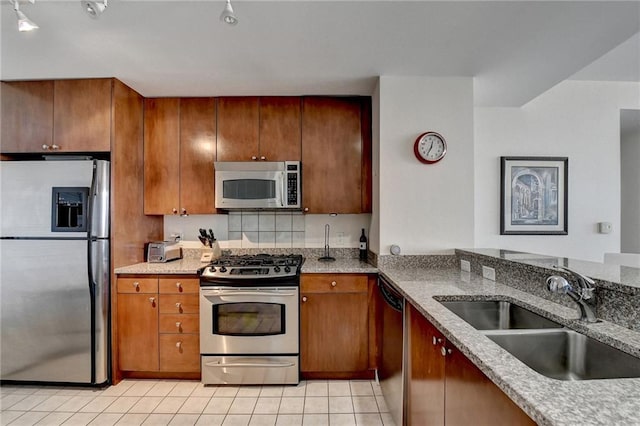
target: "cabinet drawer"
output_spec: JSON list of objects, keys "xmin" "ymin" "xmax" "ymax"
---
[
  {"xmin": 159, "ymin": 294, "xmax": 199, "ymax": 314},
  {"xmin": 301, "ymin": 274, "xmax": 368, "ymax": 293},
  {"xmin": 159, "ymin": 334, "xmax": 200, "ymax": 372},
  {"xmin": 117, "ymin": 277, "xmax": 158, "ymax": 294},
  {"xmin": 160, "ymin": 314, "xmax": 199, "ymax": 334},
  {"xmin": 159, "ymin": 277, "xmax": 199, "ymax": 294}
]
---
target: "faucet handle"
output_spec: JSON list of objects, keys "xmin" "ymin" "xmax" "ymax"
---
[
  {"xmin": 546, "ymin": 276, "xmax": 572, "ymax": 293},
  {"xmin": 552, "ymin": 265, "xmax": 595, "ymax": 286},
  {"xmin": 579, "ymin": 287, "xmax": 595, "ymax": 300}
]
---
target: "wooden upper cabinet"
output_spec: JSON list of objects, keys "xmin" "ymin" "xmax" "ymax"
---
[
  {"xmin": 217, "ymin": 97, "xmax": 302, "ymax": 162},
  {"xmin": 259, "ymin": 97, "xmax": 301, "ymax": 161},
  {"xmin": 302, "ymin": 97, "xmax": 364, "ymax": 214},
  {"xmin": 216, "ymin": 97, "xmax": 259, "ymax": 161},
  {"xmin": 180, "ymin": 98, "xmax": 216, "ymax": 214},
  {"xmin": 1, "ymin": 81, "xmax": 54, "ymax": 153},
  {"xmin": 144, "ymin": 98, "xmax": 180, "ymax": 215},
  {"xmin": 53, "ymin": 79, "xmax": 112, "ymax": 152},
  {"xmin": 144, "ymin": 98, "xmax": 216, "ymax": 215}
]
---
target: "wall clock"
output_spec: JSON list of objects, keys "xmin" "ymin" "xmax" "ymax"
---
[{"xmin": 414, "ymin": 131, "xmax": 447, "ymax": 164}]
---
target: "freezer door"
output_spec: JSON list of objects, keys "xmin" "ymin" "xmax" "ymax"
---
[
  {"xmin": 0, "ymin": 160, "xmax": 94, "ymax": 238},
  {"xmin": 0, "ymin": 240, "xmax": 94, "ymax": 383}
]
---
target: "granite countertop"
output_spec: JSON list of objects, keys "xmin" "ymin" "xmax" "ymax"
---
[
  {"xmin": 114, "ymin": 257, "xmax": 377, "ymax": 275},
  {"xmin": 379, "ymin": 266, "xmax": 640, "ymax": 426}
]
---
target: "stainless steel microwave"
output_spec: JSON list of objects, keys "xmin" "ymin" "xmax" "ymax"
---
[{"xmin": 214, "ymin": 161, "xmax": 301, "ymax": 210}]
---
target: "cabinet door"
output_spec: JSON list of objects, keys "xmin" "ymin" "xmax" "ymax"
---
[
  {"xmin": 144, "ymin": 98, "xmax": 180, "ymax": 215},
  {"xmin": 117, "ymin": 293, "xmax": 159, "ymax": 371},
  {"xmin": 1, "ymin": 81, "xmax": 54, "ymax": 153},
  {"xmin": 302, "ymin": 97, "xmax": 363, "ymax": 213},
  {"xmin": 179, "ymin": 98, "xmax": 216, "ymax": 214},
  {"xmin": 53, "ymin": 79, "xmax": 111, "ymax": 152},
  {"xmin": 444, "ymin": 343, "xmax": 536, "ymax": 426},
  {"xmin": 160, "ymin": 334, "xmax": 200, "ymax": 372},
  {"xmin": 408, "ymin": 304, "xmax": 445, "ymax": 426},
  {"xmin": 259, "ymin": 97, "xmax": 301, "ymax": 161},
  {"xmin": 300, "ymin": 291, "xmax": 368, "ymax": 373},
  {"xmin": 216, "ymin": 97, "xmax": 259, "ymax": 161}
]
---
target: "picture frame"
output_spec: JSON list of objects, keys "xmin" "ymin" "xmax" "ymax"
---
[{"xmin": 500, "ymin": 156, "xmax": 568, "ymax": 235}]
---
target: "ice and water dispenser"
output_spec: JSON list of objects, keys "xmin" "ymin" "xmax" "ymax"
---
[{"xmin": 51, "ymin": 187, "xmax": 89, "ymax": 232}]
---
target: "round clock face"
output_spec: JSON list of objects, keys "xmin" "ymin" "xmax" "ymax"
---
[{"xmin": 414, "ymin": 132, "xmax": 447, "ymax": 164}]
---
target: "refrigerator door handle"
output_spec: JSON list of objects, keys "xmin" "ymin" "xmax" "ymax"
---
[
  {"xmin": 89, "ymin": 238, "xmax": 110, "ymax": 385},
  {"xmin": 89, "ymin": 160, "xmax": 110, "ymax": 239}
]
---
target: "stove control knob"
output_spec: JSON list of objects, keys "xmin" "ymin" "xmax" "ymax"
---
[
  {"xmin": 209, "ymin": 267, "xmax": 216, "ymax": 273},
  {"xmin": 284, "ymin": 266, "xmax": 291, "ymax": 273},
  {"xmin": 274, "ymin": 266, "xmax": 281, "ymax": 273},
  {"xmin": 220, "ymin": 267, "xmax": 227, "ymax": 273}
]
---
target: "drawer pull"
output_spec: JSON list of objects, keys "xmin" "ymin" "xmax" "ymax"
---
[
  {"xmin": 176, "ymin": 341, "xmax": 182, "ymax": 349},
  {"xmin": 175, "ymin": 302, "xmax": 182, "ymax": 309},
  {"xmin": 302, "ymin": 296, "xmax": 308, "ymax": 302},
  {"xmin": 176, "ymin": 322, "xmax": 182, "ymax": 330},
  {"xmin": 149, "ymin": 297, "xmax": 155, "ymax": 304},
  {"xmin": 176, "ymin": 282, "xmax": 182, "ymax": 290},
  {"xmin": 331, "ymin": 281, "xmax": 337, "ymax": 287},
  {"xmin": 132, "ymin": 281, "xmax": 140, "ymax": 290},
  {"xmin": 441, "ymin": 347, "xmax": 452, "ymax": 357},
  {"xmin": 432, "ymin": 336, "xmax": 442, "ymax": 346}
]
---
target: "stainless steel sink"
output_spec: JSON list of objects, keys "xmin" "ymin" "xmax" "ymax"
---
[
  {"xmin": 486, "ymin": 329, "xmax": 640, "ymax": 380},
  {"xmin": 439, "ymin": 300, "xmax": 563, "ymax": 330}
]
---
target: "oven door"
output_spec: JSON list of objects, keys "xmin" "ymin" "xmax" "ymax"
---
[{"xmin": 199, "ymin": 286, "xmax": 299, "ymax": 355}]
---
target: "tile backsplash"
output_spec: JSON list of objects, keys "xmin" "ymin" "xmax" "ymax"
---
[{"xmin": 164, "ymin": 212, "xmax": 371, "ymax": 249}]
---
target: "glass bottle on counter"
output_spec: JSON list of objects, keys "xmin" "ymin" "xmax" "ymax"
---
[{"xmin": 359, "ymin": 228, "xmax": 368, "ymax": 261}]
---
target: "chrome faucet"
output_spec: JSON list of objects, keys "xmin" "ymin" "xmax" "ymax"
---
[{"xmin": 546, "ymin": 265, "xmax": 598, "ymax": 323}]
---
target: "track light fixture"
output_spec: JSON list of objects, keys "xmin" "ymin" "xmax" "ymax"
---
[
  {"xmin": 220, "ymin": 0, "xmax": 238, "ymax": 26},
  {"xmin": 81, "ymin": 0, "xmax": 108, "ymax": 19},
  {"xmin": 12, "ymin": 0, "xmax": 38, "ymax": 32}
]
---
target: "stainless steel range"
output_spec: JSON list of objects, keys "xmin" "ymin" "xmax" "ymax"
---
[{"xmin": 199, "ymin": 254, "xmax": 304, "ymax": 385}]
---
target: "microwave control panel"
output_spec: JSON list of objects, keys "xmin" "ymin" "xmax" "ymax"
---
[{"xmin": 286, "ymin": 162, "xmax": 300, "ymax": 207}]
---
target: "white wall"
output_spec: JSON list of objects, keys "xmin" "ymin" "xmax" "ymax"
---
[
  {"xmin": 377, "ymin": 76, "xmax": 475, "ymax": 255},
  {"xmin": 475, "ymin": 80, "xmax": 640, "ymax": 262},
  {"xmin": 621, "ymin": 117, "xmax": 640, "ymax": 253}
]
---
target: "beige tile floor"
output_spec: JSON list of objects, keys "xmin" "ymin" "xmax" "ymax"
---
[{"xmin": 0, "ymin": 379, "xmax": 395, "ymax": 426}]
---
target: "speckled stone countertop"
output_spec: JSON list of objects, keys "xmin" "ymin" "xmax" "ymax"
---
[
  {"xmin": 114, "ymin": 257, "xmax": 376, "ymax": 275},
  {"xmin": 379, "ymin": 266, "xmax": 640, "ymax": 426}
]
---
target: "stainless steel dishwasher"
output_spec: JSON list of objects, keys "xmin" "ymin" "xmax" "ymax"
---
[{"xmin": 377, "ymin": 276, "xmax": 405, "ymax": 426}]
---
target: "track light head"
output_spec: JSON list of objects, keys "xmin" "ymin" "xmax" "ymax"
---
[
  {"xmin": 81, "ymin": 0, "xmax": 107, "ymax": 19},
  {"xmin": 12, "ymin": 0, "xmax": 38, "ymax": 32},
  {"xmin": 220, "ymin": 0, "xmax": 238, "ymax": 26}
]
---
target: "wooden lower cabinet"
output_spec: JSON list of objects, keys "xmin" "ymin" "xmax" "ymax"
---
[
  {"xmin": 406, "ymin": 304, "xmax": 535, "ymax": 426},
  {"xmin": 300, "ymin": 274, "xmax": 375, "ymax": 379},
  {"xmin": 116, "ymin": 275, "xmax": 200, "ymax": 378}
]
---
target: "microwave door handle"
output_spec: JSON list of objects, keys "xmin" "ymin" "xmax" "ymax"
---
[{"xmin": 280, "ymin": 172, "xmax": 285, "ymax": 207}]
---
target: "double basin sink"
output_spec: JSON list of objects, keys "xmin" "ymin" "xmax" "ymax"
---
[{"xmin": 439, "ymin": 300, "xmax": 640, "ymax": 381}]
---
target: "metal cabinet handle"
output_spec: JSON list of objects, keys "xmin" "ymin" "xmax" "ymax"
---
[
  {"xmin": 175, "ymin": 302, "xmax": 182, "ymax": 309},
  {"xmin": 331, "ymin": 281, "xmax": 337, "ymax": 287},
  {"xmin": 51, "ymin": 144, "xmax": 60, "ymax": 150},
  {"xmin": 304, "ymin": 207, "xmax": 309, "ymax": 212},
  {"xmin": 42, "ymin": 144, "xmax": 50, "ymax": 150},
  {"xmin": 149, "ymin": 297, "xmax": 155, "ymax": 304},
  {"xmin": 441, "ymin": 347, "xmax": 452, "ymax": 357},
  {"xmin": 251, "ymin": 156, "xmax": 257, "ymax": 160},
  {"xmin": 176, "ymin": 282, "xmax": 182, "ymax": 290},
  {"xmin": 133, "ymin": 281, "xmax": 140, "ymax": 290},
  {"xmin": 172, "ymin": 208, "xmax": 178, "ymax": 214},
  {"xmin": 302, "ymin": 296, "xmax": 308, "ymax": 302},
  {"xmin": 260, "ymin": 156, "xmax": 266, "ymax": 160},
  {"xmin": 432, "ymin": 336, "xmax": 443, "ymax": 346},
  {"xmin": 181, "ymin": 208, "xmax": 187, "ymax": 216},
  {"xmin": 176, "ymin": 341, "xmax": 182, "ymax": 349},
  {"xmin": 176, "ymin": 322, "xmax": 181, "ymax": 329}
]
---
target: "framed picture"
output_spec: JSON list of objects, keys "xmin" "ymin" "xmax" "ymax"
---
[{"xmin": 500, "ymin": 156, "xmax": 568, "ymax": 235}]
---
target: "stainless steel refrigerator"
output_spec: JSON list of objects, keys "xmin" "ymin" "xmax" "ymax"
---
[{"xmin": 0, "ymin": 159, "xmax": 110, "ymax": 385}]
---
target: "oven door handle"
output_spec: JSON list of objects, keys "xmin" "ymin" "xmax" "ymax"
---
[
  {"xmin": 204, "ymin": 360, "xmax": 295, "ymax": 368},
  {"xmin": 201, "ymin": 290, "xmax": 298, "ymax": 298}
]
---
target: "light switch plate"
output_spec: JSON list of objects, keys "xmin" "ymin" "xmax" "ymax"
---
[
  {"xmin": 460, "ymin": 260, "xmax": 471, "ymax": 272},
  {"xmin": 482, "ymin": 266, "xmax": 496, "ymax": 281}
]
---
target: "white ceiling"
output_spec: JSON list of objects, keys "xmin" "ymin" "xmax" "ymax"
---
[{"xmin": 1, "ymin": 1, "xmax": 639, "ymax": 106}]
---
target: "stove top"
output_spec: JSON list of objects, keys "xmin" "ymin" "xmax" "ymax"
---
[{"xmin": 199, "ymin": 254, "xmax": 304, "ymax": 282}]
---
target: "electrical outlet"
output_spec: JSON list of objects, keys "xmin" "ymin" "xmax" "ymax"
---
[
  {"xmin": 482, "ymin": 266, "xmax": 496, "ymax": 281},
  {"xmin": 460, "ymin": 260, "xmax": 471, "ymax": 272}
]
